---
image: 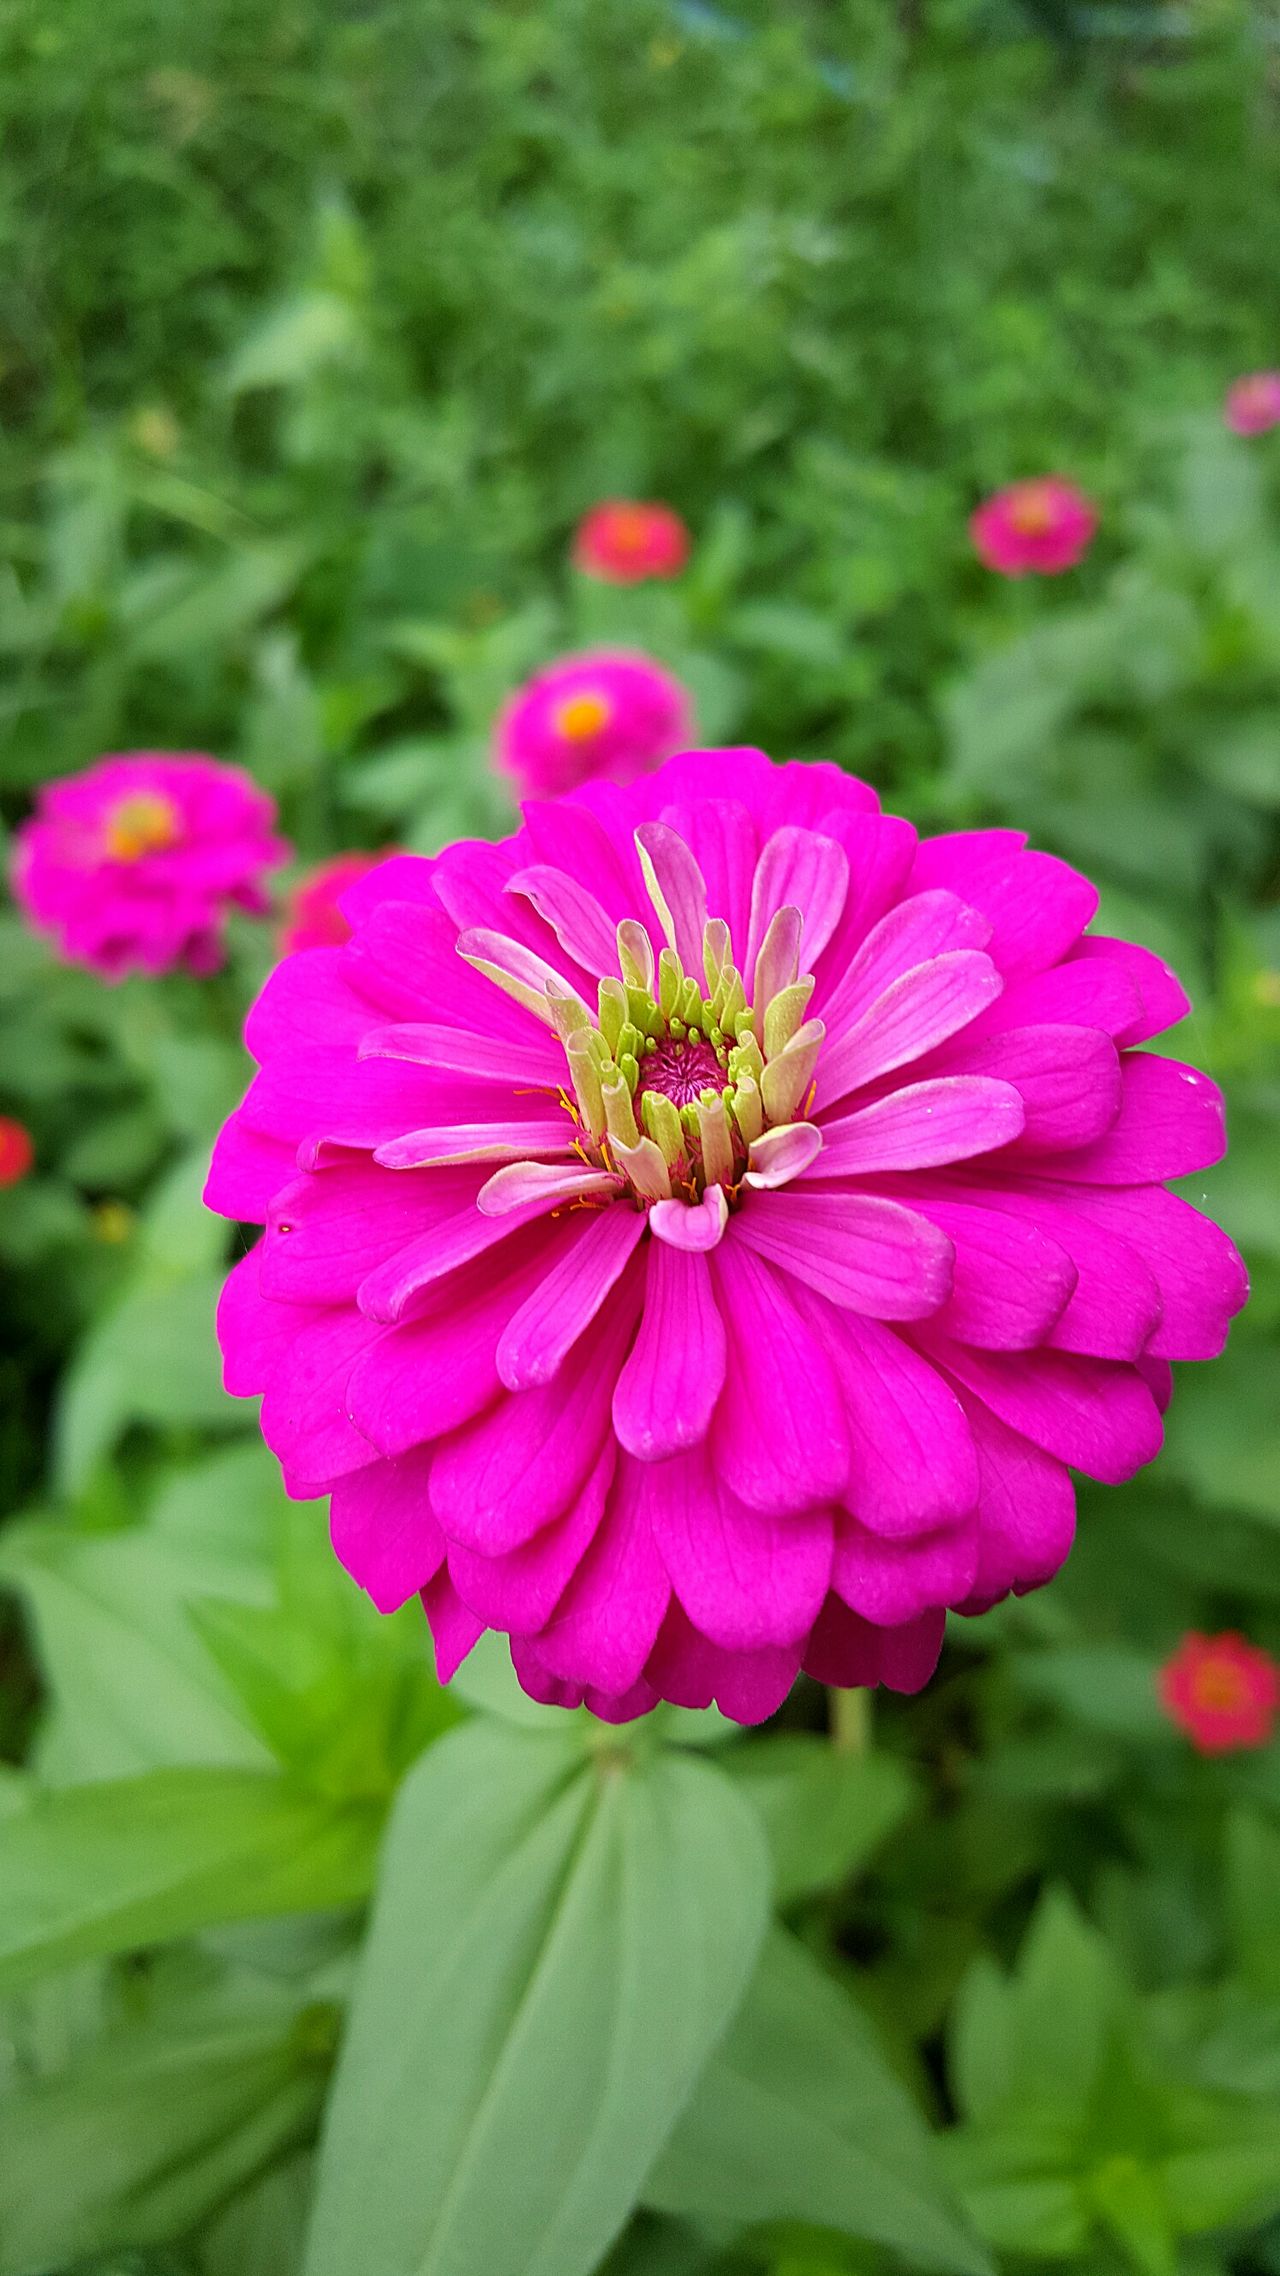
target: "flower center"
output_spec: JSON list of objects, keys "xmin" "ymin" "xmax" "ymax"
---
[
  {"xmin": 636, "ymin": 1033, "xmax": 726, "ymax": 1108},
  {"xmin": 1006, "ymin": 483, "xmax": 1058, "ymax": 537},
  {"xmin": 607, "ymin": 509, "xmax": 651, "ymax": 553},
  {"xmin": 104, "ymin": 791, "xmax": 181, "ymax": 862},
  {"xmin": 553, "ymin": 691, "xmax": 612, "ymax": 744},
  {"xmin": 1190, "ymin": 1660, "xmax": 1249, "ymax": 1715}
]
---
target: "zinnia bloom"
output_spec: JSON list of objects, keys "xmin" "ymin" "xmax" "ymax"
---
[
  {"xmin": 281, "ymin": 853, "xmax": 394, "ymax": 955},
  {"xmin": 574, "ymin": 501, "xmax": 691, "ymax": 584},
  {"xmin": 1159, "ymin": 1632, "xmax": 1279, "ymax": 1754},
  {"xmin": 970, "ymin": 478, "xmax": 1098, "ymax": 577},
  {"xmin": 1224, "ymin": 373, "xmax": 1280, "ymax": 438},
  {"xmin": 0, "ymin": 1117, "xmax": 34, "ymax": 1187},
  {"xmin": 13, "ymin": 754, "xmax": 288, "ymax": 980},
  {"xmin": 209, "ymin": 748, "xmax": 1246, "ymax": 1725},
  {"xmin": 495, "ymin": 650, "xmax": 693, "ymax": 800}
]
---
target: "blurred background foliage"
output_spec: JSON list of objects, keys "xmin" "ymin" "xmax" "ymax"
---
[{"xmin": 2, "ymin": 1, "xmax": 1280, "ymax": 2272}]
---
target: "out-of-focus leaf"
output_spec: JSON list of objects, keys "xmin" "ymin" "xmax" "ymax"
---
[{"xmin": 724, "ymin": 1734, "xmax": 916, "ymax": 1904}]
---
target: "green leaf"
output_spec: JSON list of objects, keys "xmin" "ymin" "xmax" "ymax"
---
[
  {"xmin": 1013, "ymin": 1646, "xmax": 1169, "ymax": 1742},
  {"xmin": 724, "ymin": 1734, "xmax": 916, "ymax": 1904},
  {"xmin": 198, "ymin": 2150, "xmax": 313, "ymax": 2276},
  {"xmin": 304, "ymin": 1721, "xmax": 769, "ymax": 2276},
  {"xmin": 1225, "ymin": 1811, "xmax": 1280, "ymax": 1998},
  {"xmin": 0, "ymin": 1770, "xmax": 381, "ymax": 1991},
  {"xmin": 646, "ymin": 1929, "xmax": 991, "ymax": 2276},
  {"xmin": 0, "ymin": 1990, "xmax": 329, "ymax": 2276}
]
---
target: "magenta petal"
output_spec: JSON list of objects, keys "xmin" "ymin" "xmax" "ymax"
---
[
  {"xmin": 649, "ymin": 1442, "xmax": 833, "ymax": 1651},
  {"xmin": 643, "ymin": 1602, "xmax": 800, "ymax": 1724},
  {"xmin": 1033, "ymin": 1053, "xmax": 1226, "ymax": 1183},
  {"xmin": 358, "ymin": 1021, "xmax": 560, "ymax": 1086},
  {"xmin": 932, "ymin": 1024, "xmax": 1122, "ymax": 1153},
  {"xmin": 258, "ymin": 1305, "xmax": 387, "ymax": 1489},
  {"xmin": 261, "ymin": 1164, "xmax": 475, "ymax": 1307},
  {"xmin": 1072, "ymin": 935, "xmax": 1190, "ymax": 1043},
  {"xmin": 431, "ymin": 1276, "xmax": 642, "ymax": 1552},
  {"xmin": 818, "ymin": 1307, "xmax": 980, "ymax": 1538},
  {"xmin": 421, "ymin": 1568, "xmax": 484, "ymax": 1683},
  {"xmin": 342, "ymin": 1252, "xmax": 529, "ymax": 1454},
  {"xmin": 956, "ymin": 1395, "xmax": 1076, "ymax": 1606},
  {"xmin": 245, "ymin": 949, "xmax": 376, "ymax": 1059},
  {"xmin": 710, "ymin": 1243, "xmax": 849, "ymax": 1515},
  {"xmin": 240, "ymin": 1046, "xmax": 447, "ymax": 1150},
  {"xmin": 819, "ymin": 889, "xmax": 992, "ymax": 1042},
  {"xmin": 338, "ymin": 853, "xmax": 438, "ymax": 925},
  {"xmin": 205, "ymin": 1117, "xmax": 299, "ymax": 1224},
  {"xmin": 374, "ymin": 1116, "xmax": 574, "ymax": 1171},
  {"xmin": 1061, "ymin": 1183, "xmax": 1248, "ymax": 1360},
  {"xmin": 814, "ymin": 1077, "xmax": 1025, "ymax": 1175},
  {"xmin": 329, "ymin": 1447, "xmax": 444, "ymax": 1612},
  {"xmin": 911, "ymin": 839, "xmax": 1096, "ymax": 976},
  {"xmin": 508, "ymin": 1641, "xmax": 659, "ymax": 1724},
  {"xmin": 888, "ymin": 1188, "xmax": 1077, "ymax": 1350},
  {"xmin": 351, "ymin": 904, "xmax": 539, "ymax": 1038},
  {"xmin": 635, "ymin": 821, "xmax": 709, "ymax": 975},
  {"xmin": 920, "ymin": 1333, "xmax": 1164, "ymax": 1485},
  {"xmin": 447, "ymin": 1442, "xmax": 615, "ymax": 1634},
  {"xmin": 217, "ymin": 1248, "xmax": 278, "ymax": 1395},
  {"xmin": 965, "ymin": 955, "xmax": 1142, "ymax": 1046},
  {"xmin": 833, "ymin": 1515, "xmax": 978, "ymax": 1625},
  {"xmin": 533, "ymin": 1456, "xmax": 672, "ymax": 1693},
  {"xmin": 747, "ymin": 826, "xmax": 849, "ymax": 984},
  {"xmin": 497, "ymin": 1205, "xmax": 646, "ymax": 1389},
  {"xmin": 356, "ymin": 1205, "xmax": 539, "ymax": 1326},
  {"xmin": 802, "ymin": 1598, "xmax": 945, "ymax": 1693},
  {"xmin": 650, "ymin": 1185, "xmax": 729, "ymax": 1252},
  {"xmin": 506, "ymin": 864, "xmax": 621, "ymax": 976},
  {"xmin": 734, "ymin": 1188, "xmax": 954, "ymax": 1321},
  {"xmin": 613, "ymin": 1242, "xmax": 727, "ymax": 1461},
  {"xmin": 955, "ymin": 1180, "xmax": 1161, "ymax": 1361},
  {"xmin": 820, "ymin": 950, "xmax": 1003, "ymax": 1106},
  {"xmin": 658, "ymin": 798, "xmax": 758, "ymax": 963}
]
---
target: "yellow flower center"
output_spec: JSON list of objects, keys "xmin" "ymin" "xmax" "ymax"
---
[
  {"xmin": 607, "ymin": 508, "xmax": 651, "ymax": 552},
  {"xmin": 1190, "ymin": 1658, "xmax": 1248, "ymax": 1714},
  {"xmin": 1007, "ymin": 482, "xmax": 1059, "ymax": 537},
  {"xmin": 104, "ymin": 791, "xmax": 182, "ymax": 862},
  {"xmin": 553, "ymin": 691, "xmax": 612, "ymax": 744}
]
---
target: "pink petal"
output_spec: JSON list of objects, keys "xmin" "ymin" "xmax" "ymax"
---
[
  {"xmin": 205, "ymin": 1117, "xmax": 295, "ymax": 1224},
  {"xmin": 818, "ymin": 1306, "xmax": 980, "ymax": 1538},
  {"xmin": 886, "ymin": 1187, "xmax": 1077, "ymax": 1350},
  {"xmin": 258, "ymin": 1306, "xmax": 387, "ymax": 1490},
  {"xmin": 533, "ymin": 1456, "xmax": 672, "ymax": 1693},
  {"xmin": 814, "ymin": 812, "xmax": 919, "ymax": 986},
  {"xmin": 498, "ymin": 1204, "xmax": 646, "ymax": 1389},
  {"xmin": 1032, "ymin": 1053, "xmax": 1226, "ymax": 1183},
  {"xmin": 430, "ymin": 1280, "xmax": 642, "ymax": 1552},
  {"xmin": 357, "ymin": 1204, "xmax": 542, "ymax": 1326},
  {"xmin": 649, "ymin": 1442, "xmax": 833, "ymax": 1651},
  {"xmin": 819, "ymin": 951, "xmax": 1004, "ymax": 1106},
  {"xmin": 954, "ymin": 1180, "xmax": 1161, "ymax": 1361},
  {"xmin": 506, "ymin": 864, "xmax": 621, "ymax": 977},
  {"xmin": 710, "ymin": 1243, "xmax": 849, "ymax": 1515},
  {"xmin": 911, "ymin": 839, "xmax": 1096, "ymax": 976},
  {"xmin": 635, "ymin": 821, "xmax": 708, "ymax": 975},
  {"xmin": 734, "ymin": 1188, "xmax": 954, "ymax": 1321},
  {"xmin": 819, "ymin": 890, "xmax": 992, "ymax": 1043},
  {"xmin": 955, "ymin": 1395, "xmax": 1075, "ymax": 1608},
  {"xmin": 919, "ymin": 1333, "xmax": 1164, "ymax": 1485},
  {"xmin": 813, "ymin": 1077, "xmax": 1025, "ymax": 1175},
  {"xmin": 643, "ymin": 1602, "xmax": 800, "ymax": 1724},
  {"xmin": 613, "ymin": 1242, "xmax": 727, "ymax": 1461},
  {"xmin": 338, "ymin": 853, "xmax": 438, "ymax": 925},
  {"xmin": 260, "ymin": 1164, "xmax": 476, "ymax": 1307},
  {"xmin": 245, "ymin": 949, "xmax": 377, "ymax": 1060},
  {"xmin": 1060, "ymin": 1184, "xmax": 1248, "ymax": 1361},
  {"xmin": 833, "ymin": 1515, "xmax": 978, "ymax": 1625},
  {"xmin": 479, "ymin": 1161, "xmax": 620, "ymax": 1215},
  {"xmin": 457, "ymin": 926, "xmax": 592, "ymax": 1028},
  {"xmin": 802, "ymin": 1599, "xmax": 945, "ymax": 1692},
  {"xmin": 746, "ymin": 826, "xmax": 849, "ymax": 987},
  {"xmin": 743, "ymin": 1121, "xmax": 824, "ymax": 1190},
  {"xmin": 421, "ymin": 1568, "xmax": 484, "ymax": 1683},
  {"xmin": 357, "ymin": 1021, "xmax": 560, "ymax": 1086},
  {"xmin": 241, "ymin": 1046, "xmax": 448, "ymax": 1150},
  {"xmin": 520, "ymin": 797, "xmax": 642, "ymax": 929},
  {"xmin": 217, "ymin": 1247, "xmax": 278, "ymax": 1395},
  {"xmin": 656, "ymin": 797, "xmax": 758, "ymax": 963},
  {"xmin": 1072, "ymin": 936, "xmax": 1190, "ymax": 1043},
  {"xmin": 374, "ymin": 1116, "xmax": 574, "ymax": 1171},
  {"xmin": 342, "ymin": 1238, "xmax": 553, "ymax": 1457},
  {"xmin": 650, "ymin": 1185, "xmax": 729, "ymax": 1252},
  {"xmin": 930, "ymin": 1025, "xmax": 1121, "ymax": 1152},
  {"xmin": 446, "ymin": 1443, "xmax": 615, "ymax": 1634},
  {"xmin": 963, "ymin": 955, "xmax": 1142, "ymax": 1046},
  {"xmin": 329, "ymin": 1447, "xmax": 444, "ymax": 1612}
]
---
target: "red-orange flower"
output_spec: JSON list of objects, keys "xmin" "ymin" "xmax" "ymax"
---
[
  {"xmin": 573, "ymin": 501, "xmax": 690, "ymax": 584},
  {"xmin": 1159, "ymin": 1631, "xmax": 1280, "ymax": 1754},
  {"xmin": 0, "ymin": 1117, "xmax": 34, "ymax": 1188}
]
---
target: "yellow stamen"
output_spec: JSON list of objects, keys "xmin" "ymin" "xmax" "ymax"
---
[
  {"xmin": 554, "ymin": 691, "xmax": 612, "ymax": 743},
  {"xmin": 1190, "ymin": 1660, "xmax": 1249, "ymax": 1714},
  {"xmin": 104, "ymin": 791, "xmax": 181, "ymax": 862},
  {"xmin": 1006, "ymin": 482, "xmax": 1059, "ymax": 537}
]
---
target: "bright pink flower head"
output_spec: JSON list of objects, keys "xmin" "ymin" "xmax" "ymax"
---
[
  {"xmin": 208, "ymin": 749, "xmax": 1247, "ymax": 1726},
  {"xmin": 1224, "ymin": 373, "xmax": 1280, "ymax": 437},
  {"xmin": 12, "ymin": 754, "xmax": 288, "ymax": 980},
  {"xmin": 970, "ymin": 478, "xmax": 1098, "ymax": 577},
  {"xmin": 573, "ymin": 501, "xmax": 691, "ymax": 584},
  {"xmin": 495, "ymin": 650, "xmax": 694, "ymax": 800},
  {"xmin": 0, "ymin": 1117, "xmax": 34, "ymax": 1188},
  {"xmin": 281, "ymin": 852, "xmax": 396, "ymax": 956},
  {"xmin": 1159, "ymin": 1632, "xmax": 1279, "ymax": 1755}
]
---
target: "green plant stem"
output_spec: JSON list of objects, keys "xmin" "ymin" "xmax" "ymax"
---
[{"xmin": 829, "ymin": 1685, "xmax": 873, "ymax": 1757}]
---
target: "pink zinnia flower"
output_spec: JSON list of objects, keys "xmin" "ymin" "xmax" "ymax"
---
[
  {"xmin": 1224, "ymin": 373, "xmax": 1280, "ymax": 437},
  {"xmin": 12, "ymin": 754, "xmax": 288, "ymax": 980},
  {"xmin": 1159, "ymin": 1633, "xmax": 1279, "ymax": 1755},
  {"xmin": 0, "ymin": 1117, "xmax": 34, "ymax": 1187},
  {"xmin": 281, "ymin": 852, "xmax": 395, "ymax": 955},
  {"xmin": 208, "ymin": 748, "xmax": 1247, "ymax": 1726},
  {"xmin": 495, "ymin": 650, "xmax": 693, "ymax": 800},
  {"xmin": 970, "ymin": 478, "xmax": 1098, "ymax": 577},
  {"xmin": 573, "ymin": 501, "xmax": 691, "ymax": 584}
]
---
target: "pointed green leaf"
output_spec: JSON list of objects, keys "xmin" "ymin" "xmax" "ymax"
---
[{"xmin": 304, "ymin": 1721, "xmax": 768, "ymax": 2276}]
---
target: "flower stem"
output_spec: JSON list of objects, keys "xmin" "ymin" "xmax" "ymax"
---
[{"xmin": 829, "ymin": 1685, "xmax": 873, "ymax": 1756}]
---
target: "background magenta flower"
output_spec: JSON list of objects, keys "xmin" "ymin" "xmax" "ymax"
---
[
  {"xmin": 573, "ymin": 500, "xmax": 691, "ymax": 583},
  {"xmin": 1159, "ymin": 1632, "xmax": 1279, "ymax": 1753},
  {"xmin": 208, "ymin": 748, "xmax": 1246, "ymax": 1726},
  {"xmin": 970, "ymin": 477, "xmax": 1098, "ymax": 576},
  {"xmin": 12, "ymin": 753, "xmax": 289, "ymax": 980},
  {"xmin": 281, "ymin": 852, "xmax": 395, "ymax": 955},
  {"xmin": 494, "ymin": 649, "xmax": 694, "ymax": 799},
  {"xmin": 0, "ymin": 1116, "xmax": 34, "ymax": 1187},
  {"xmin": 1224, "ymin": 373, "xmax": 1280, "ymax": 436}
]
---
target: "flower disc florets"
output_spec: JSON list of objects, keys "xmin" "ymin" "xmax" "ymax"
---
[{"xmin": 208, "ymin": 749, "xmax": 1247, "ymax": 1726}]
